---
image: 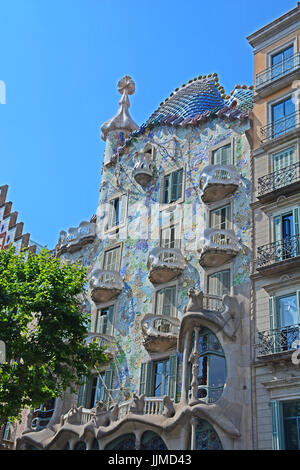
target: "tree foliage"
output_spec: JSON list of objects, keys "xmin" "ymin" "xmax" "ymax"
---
[{"xmin": 0, "ymin": 246, "xmax": 107, "ymax": 424}]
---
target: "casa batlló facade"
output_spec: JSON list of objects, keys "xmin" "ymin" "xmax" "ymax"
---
[
  {"xmin": 6, "ymin": 3, "xmax": 300, "ymax": 452},
  {"xmin": 16, "ymin": 73, "xmax": 254, "ymax": 450}
]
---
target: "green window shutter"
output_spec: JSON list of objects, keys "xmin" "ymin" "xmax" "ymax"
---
[
  {"xmin": 269, "ymin": 297, "xmax": 275, "ymax": 331},
  {"xmin": 163, "ymin": 286, "xmax": 176, "ymax": 317},
  {"xmin": 103, "ymin": 369, "xmax": 113, "ymax": 405},
  {"xmin": 297, "ymin": 290, "xmax": 300, "ymax": 324},
  {"xmin": 163, "ymin": 175, "xmax": 171, "ymax": 203},
  {"xmin": 270, "ymin": 400, "xmax": 284, "ymax": 450},
  {"xmin": 168, "ymin": 354, "xmax": 178, "ymax": 401},
  {"xmin": 139, "ymin": 362, "xmax": 147, "ymax": 395},
  {"xmin": 293, "ymin": 207, "xmax": 300, "ymax": 256},
  {"xmin": 84, "ymin": 377, "xmax": 93, "ymax": 409},
  {"xmin": 139, "ymin": 361, "xmax": 155, "ymax": 396}
]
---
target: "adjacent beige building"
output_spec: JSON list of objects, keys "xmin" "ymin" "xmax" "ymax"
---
[{"xmin": 248, "ymin": 2, "xmax": 300, "ymax": 451}]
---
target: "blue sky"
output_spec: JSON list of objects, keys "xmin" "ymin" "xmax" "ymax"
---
[{"xmin": 0, "ymin": 0, "xmax": 297, "ymax": 248}]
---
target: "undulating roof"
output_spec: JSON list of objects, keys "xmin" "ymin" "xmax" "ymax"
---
[{"xmin": 112, "ymin": 74, "xmax": 253, "ymax": 160}]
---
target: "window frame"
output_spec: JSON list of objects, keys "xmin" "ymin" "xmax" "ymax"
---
[
  {"xmin": 209, "ymin": 203, "xmax": 232, "ymax": 231},
  {"xmin": 152, "ymin": 280, "xmax": 179, "ymax": 317},
  {"xmin": 105, "ymin": 192, "xmax": 128, "ymax": 233},
  {"xmin": 95, "ymin": 304, "xmax": 115, "ymax": 336},
  {"xmin": 160, "ymin": 166, "xmax": 185, "ymax": 210},
  {"xmin": 102, "ymin": 242, "xmax": 122, "ymax": 272},
  {"xmin": 209, "ymin": 138, "xmax": 234, "ymax": 166}
]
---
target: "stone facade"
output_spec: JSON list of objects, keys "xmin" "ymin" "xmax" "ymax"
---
[{"xmin": 248, "ymin": 2, "xmax": 300, "ymax": 451}]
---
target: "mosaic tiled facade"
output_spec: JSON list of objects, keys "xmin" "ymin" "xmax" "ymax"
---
[{"xmin": 16, "ymin": 73, "xmax": 254, "ymax": 450}]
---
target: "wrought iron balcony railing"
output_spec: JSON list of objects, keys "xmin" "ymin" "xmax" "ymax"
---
[
  {"xmin": 257, "ymin": 162, "xmax": 300, "ymax": 198},
  {"xmin": 256, "ymin": 53, "xmax": 300, "ymax": 89},
  {"xmin": 260, "ymin": 111, "xmax": 300, "ymax": 143},
  {"xmin": 257, "ymin": 323, "xmax": 300, "ymax": 356},
  {"xmin": 257, "ymin": 235, "xmax": 300, "ymax": 269}
]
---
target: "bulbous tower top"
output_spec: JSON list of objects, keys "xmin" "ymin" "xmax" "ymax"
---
[{"xmin": 101, "ymin": 75, "xmax": 139, "ymax": 141}]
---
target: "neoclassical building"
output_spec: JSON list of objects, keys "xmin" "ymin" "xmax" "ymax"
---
[{"xmin": 15, "ymin": 72, "xmax": 254, "ymax": 450}]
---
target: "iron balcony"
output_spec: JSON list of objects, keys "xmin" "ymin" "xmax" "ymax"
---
[
  {"xmin": 260, "ymin": 110, "xmax": 300, "ymax": 144},
  {"xmin": 256, "ymin": 53, "xmax": 300, "ymax": 91},
  {"xmin": 256, "ymin": 323, "xmax": 300, "ymax": 357},
  {"xmin": 257, "ymin": 234, "xmax": 300, "ymax": 274},
  {"xmin": 257, "ymin": 162, "xmax": 300, "ymax": 203}
]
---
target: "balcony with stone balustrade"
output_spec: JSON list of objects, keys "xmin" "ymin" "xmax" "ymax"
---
[
  {"xmin": 198, "ymin": 228, "xmax": 241, "ymax": 267},
  {"xmin": 90, "ymin": 269, "xmax": 124, "ymax": 303},
  {"xmin": 141, "ymin": 314, "xmax": 180, "ymax": 352},
  {"xmin": 147, "ymin": 247, "xmax": 186, "ymax": 284},
  {"xmin": 199, "ymin": 165, "xmax": 240, "ymax": 203},
  {"xmin": 56, "ymin": 221, "xmax": 96, "ymax": 255}
]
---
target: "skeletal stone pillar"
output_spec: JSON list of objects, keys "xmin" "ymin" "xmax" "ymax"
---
[
  {"xmin": 180, "ymin": 329, "xmax": 193, "ymax": 405},
  {"xmin": 190, "ymin": 416, "xmax": 198, "ymax": 450},
  {"xmin": 189, "ymin": 327, "xmax": 200, "ymax": 406}
]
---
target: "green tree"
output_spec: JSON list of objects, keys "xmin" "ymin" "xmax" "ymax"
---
[{"xmin": 0, "ymin": 246, "xmax": 107, "ymax": 425}]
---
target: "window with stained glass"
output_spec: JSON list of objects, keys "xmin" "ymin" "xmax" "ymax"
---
[{"xmin": 195, "ymin": 419, "xmax": 223, "ymax": 450}]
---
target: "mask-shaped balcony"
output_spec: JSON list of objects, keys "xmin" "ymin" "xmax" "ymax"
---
[
  {"xmin": 132, "ymin": 152, "xmax": 154, "ymax": 187},
  {"xmin": 141, "ymin": 314, "xmax": 180, "ymax": 352},
  {"xmin": 147, "ymin": 247, "xmax": 186, "ymax": 284},
  {"xmin": 90, "ymin": 269, "xmax": 123, "ymax": 303},
  {"xmin": 86, "ymin": 332, "xmax": 117, "ymax": 361},
  {"xmin": 56, "ymin": 222, "xmax": 96, "ymax": 255},
  {"xmin": 200, "ymin": 165, "xmax": 240, "ymax": 203},
  {"xmin": 198, "ymin": 228, "xmax": 240, "ymax": 267}
]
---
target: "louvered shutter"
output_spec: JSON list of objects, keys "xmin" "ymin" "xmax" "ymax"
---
[
  {"xmin": 168, "ymin": 355, "xmax": 178, "ymax": 401},
  {"xmin": 139, "ymin": 362, "xmax": 147, "ymax": 395},
  {"xmin": 270, "ymin": 400, "xmax": 284, "ymax": 450},
  {"xmin": 103, "ymin": 369, "xmax": 113, "ymax": 405},
  {"xmin": 293, "ymin": 207, "xmax": 300, "ymax": 256},
  {"xmin": 77, "ymin": 377, "xmax": 86, "ymax": 407},
  {"xmin": 119, "ymin": 194, "xmax": 127, "ymax": 225}
]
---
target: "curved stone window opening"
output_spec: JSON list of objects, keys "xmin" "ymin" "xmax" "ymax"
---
[
  {"xmin": 104, "ymin": 433, "xmax": 136, "ymax": 450},
  {"xmin": 195, "ymin": 419, "xmax": 223, "ymax": 450},
  {"xmin": 140, "ymin": 431, "xmax": 168, "ymax": 450},
  {"xmin": 74, "ymin": 441, "xmax": 87, "ymax": 450},
  {"xmin": 188, "ymin": 327, "xmax": 226, "ymax": 404}
]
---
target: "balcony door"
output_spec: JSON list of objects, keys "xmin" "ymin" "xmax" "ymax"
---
[
  {"xmin": 274, "ymin": 208, "xmax": 300, "ymax": 260},
  {"xmin": 269, "ymin": 293, "xmax": 300, "ymax": 352},
  {"xmin": 271, "ymin": 97, "xmax": 295, "ymax": 139},
  {"xmin": 272, "ymin": 146, "xmax": 296, "ymax": 190},
  {"xmin": 271, "ymin": 45, "xmax": 294, "ymax": 81}
]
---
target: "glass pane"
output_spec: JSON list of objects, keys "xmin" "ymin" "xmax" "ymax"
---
[
  {"xmin": 154, "ymin": 360, "xmax": 169, "ymax": 396},
  {"xmin": 195, "ymin": 420, "xmax": 223, "ymax": 450},
  {"xmin": 209, "ymin": 355, "xmax": 226, "ymax": 388},
  {"xmin": 283, "ymin": 400, "xmax": 300, "ymax": 418},
  {"xmin": 284, "ymin": 418, "xmax": 299, "ymax": 450},
  {"xmin": 278, "ymin": 294, "xmax": 298, "ymax": 327}
]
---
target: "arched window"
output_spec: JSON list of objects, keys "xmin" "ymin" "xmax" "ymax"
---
[
  {"xmin": 189, "ymin": 327, "xmax": 226, "ymax": 404},
  {"xmin": 141, "ymin": 431, "xmax": 168, "ymax": 450},
  {"xmin": 195, "ymin": 419, "xmax": 222, "ymax": 450},
  {"xmin": 74, "ymin": 441, "xmax": 87, "ymax": 450},
  {"xmin": 104, "ymin": 433, "xmax": 136, "ymax": 450}
]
